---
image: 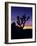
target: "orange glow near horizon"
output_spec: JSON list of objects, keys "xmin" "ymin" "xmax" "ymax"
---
[
  {"xmin": 23, "ymin": 26, "xmax": 32, "ymax": 29},
  {"xmin": 16, "ymin": 24, "xmax": 32, "ymax": 29}
]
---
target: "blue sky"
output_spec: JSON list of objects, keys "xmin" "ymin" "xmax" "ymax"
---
[{"xmin": 11, "ymin": 7, "xmax": 32, "ymax": 26}]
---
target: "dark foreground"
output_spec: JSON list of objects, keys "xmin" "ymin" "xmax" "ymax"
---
[
  {"xmin": 11, "ymin": 23, "xmax": 32, "ymax": 39},
  {"xmin": 11, "ymin": 29, "xmax": 32, "ymax": 39}
]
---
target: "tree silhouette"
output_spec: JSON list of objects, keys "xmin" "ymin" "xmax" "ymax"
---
[
  {"xmin": 22, "ymin": 14, "xmax": 26, "ymax": 27},
  {"xmin": 22, "ymin": 15, "xmax": 30, "ymax": 27},
  {"xmin": 17, "ymin": 16, "xmax": 21, "ymax": 27},
  {"xmin": 27, "ymin": 16, "xmax": 30, "ymax": 20},
  {"xmin": 17, "ymin": 14, "xmax": 30, "ymax": 28}
]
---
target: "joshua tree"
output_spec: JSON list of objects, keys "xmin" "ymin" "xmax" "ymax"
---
[
  {"xmin": 17, "ymin": 16, "xmax": 21, "ymax": 27},
  {"xmin": 22, "ymin": 15, "xmax": 30, "ymax": 27},
  {"xmin": 22, "ymin": 15, "xmax": 26, "ymax": 27},
  {"xmin": 17, "ymin": 15, "xmax": 30, "ymax": 28}
]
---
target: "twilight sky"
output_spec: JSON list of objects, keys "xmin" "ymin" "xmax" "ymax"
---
[{"xmin": 11, "ymin": 7, "xmax": 32, "ymax": 26}]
